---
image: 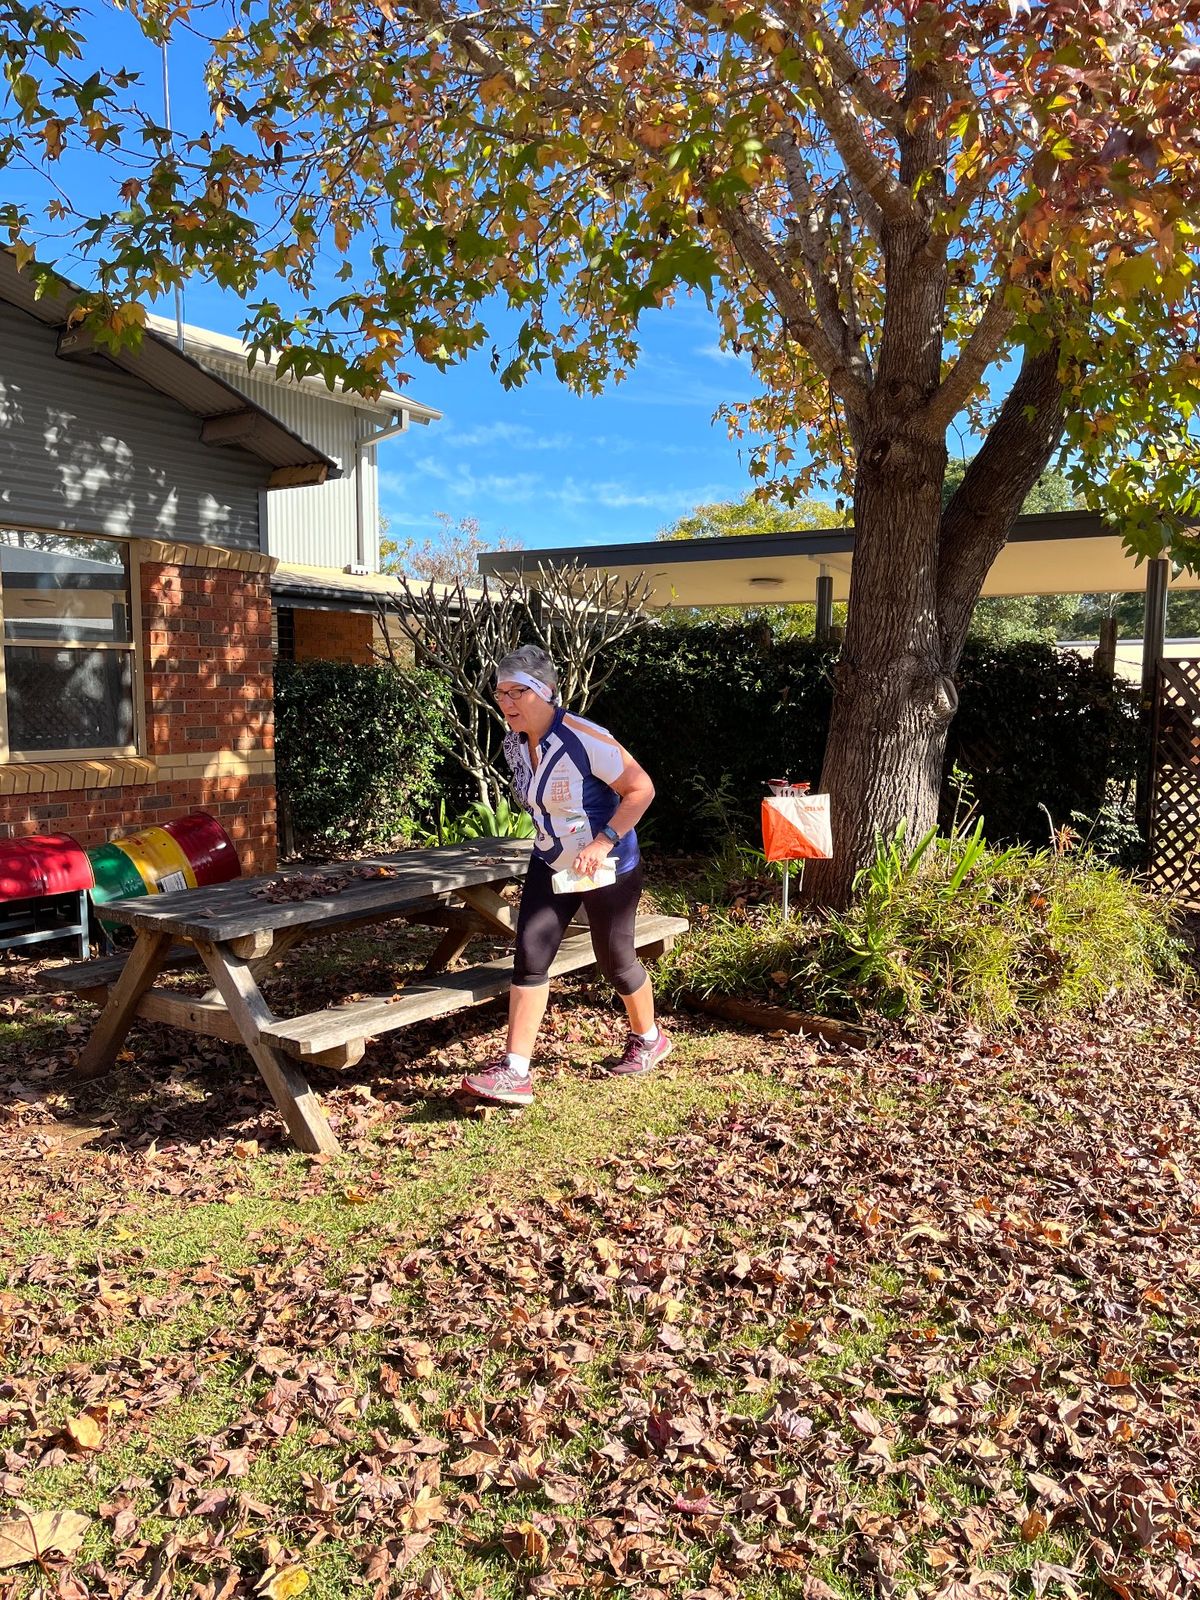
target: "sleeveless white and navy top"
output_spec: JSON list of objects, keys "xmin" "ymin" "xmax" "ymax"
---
[{"xmin": 504, "ymin": 708, "xmax": 639, "ymax": 875}]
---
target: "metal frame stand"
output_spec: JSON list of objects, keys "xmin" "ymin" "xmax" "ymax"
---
[{"xmin": 0, "ymin": 889, "xmax": 91, "ymax": 959}]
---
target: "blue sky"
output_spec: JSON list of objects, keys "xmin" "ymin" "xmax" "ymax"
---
[
  {"xmin": 4, "ymin": 12, "xmax": 809, "ymax": 554},
  {"xmin": 372, "ymin": 300, "xmax": 774, "ymax": 549},
  {"xmin": 173, "ymin": 268, "xmax": 774, "ymax": 550}
]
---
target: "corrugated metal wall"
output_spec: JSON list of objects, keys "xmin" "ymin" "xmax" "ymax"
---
[
  {"xmin": 0, "ymin": 303, "xmax": 264, "ymax": 549},
  {"xmin": 212, "ymin": 364, "xmax": 381, "ymax": 570}
]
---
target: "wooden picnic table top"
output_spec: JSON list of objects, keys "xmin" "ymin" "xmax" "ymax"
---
[{"xmin": 95, "ymin": 838, "xmax": 534, "ymax": 944}]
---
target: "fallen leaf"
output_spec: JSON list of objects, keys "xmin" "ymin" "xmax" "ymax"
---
[
  {"xmin": 63, "ymin": 1411, "xmax": 105, "ymax": 1453},
  {"xmin": 261, "ymin": 1565, "xmax": 309, "ymax": 1599},
  {"xmin": 1021, "ymin": 1509, "xmax": 1048, "ymax": 1542},
  {"xmin": 0, "ymin": 1509, "xmax": 91, "ymax": 1567},
  {"xmin": 501, "ymin": 1520, "xmax": 550, "ymax": 1567}
]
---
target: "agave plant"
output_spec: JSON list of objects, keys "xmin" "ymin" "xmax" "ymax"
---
[{"xmin": 423, "ymin": 796, "xmax": 535, "ymax": 845}]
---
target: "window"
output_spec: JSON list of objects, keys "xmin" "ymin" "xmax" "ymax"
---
[
  {"xmin": 275, "ymin": 606, "xmax": 295, "ymax": 663},
  {"xmin": 0, "ymin": 530, "xmax": 137, "ymax": 758}
]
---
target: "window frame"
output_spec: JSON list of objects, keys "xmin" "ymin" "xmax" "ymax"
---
[{"xmin": 0, "ymin": 528, "xmax": 145, "ymax": 764}]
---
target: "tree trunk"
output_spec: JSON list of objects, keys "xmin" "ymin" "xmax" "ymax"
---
[
  {"xmin": 803, "ymin": 345, "xmax": 1067, "ymax": 909},
  {"xmin": 803, "ymin": 426, "xmax": 953, "ymax": 908}
]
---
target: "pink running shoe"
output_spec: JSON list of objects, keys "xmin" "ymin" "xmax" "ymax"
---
[
  {"xmin": 605, "ymin": 1029, "xmax": 673, "ymax": 1076},
  {"xmin": 460, "ymin": 1055, "xmax": 533, "ymax": 1105}
]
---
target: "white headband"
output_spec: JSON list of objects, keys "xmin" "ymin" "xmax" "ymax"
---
[{"xmin": 497, "ymin": 669, "xmax": 556, "ymax": 702}]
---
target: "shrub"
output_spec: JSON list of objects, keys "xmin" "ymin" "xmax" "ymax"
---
[
  {"xmin": 421, "ymin": 796, "xmax": 536, "ymax": 845},
  {"xmin": 654, "ymin": 828, "xmax": 1183, "ymax": 1028},
  {"xmin": 946, "ymin": 640, "xmax": 1145, "ymax": 847},
  {"xmin": 274, "ymin": 659, "xmax": 451, "ymax": 852},
  {"xmin": 825, "ymin": 825, "xmax": 1182, "ymax": 1024},
  {"xmin": 590, "ymin": 621, "xmax": 835, "ymax": 854},
  {"xmin": 592, "ymin": 622, "xmax": 1143, "ymax": 855}
]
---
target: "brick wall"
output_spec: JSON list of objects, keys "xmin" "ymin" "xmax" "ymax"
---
[
  {"xmin": 0, "ymin": 542, "xmax": 278, "ymax": 872},
  {"xmin": 293, "ymin": 606, "xmax": 374, "ymax": 665}
]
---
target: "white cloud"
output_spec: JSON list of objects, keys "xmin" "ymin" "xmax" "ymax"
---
[
  {"xmin": 695, "ymin": 342, "xmax": 745, "ymax": 364},
  {"xmin": 378, "ymin": 508, "xmax": 446, "ymax": 530},
  {"xmin": 443, "ymin": 419, "xmax": 575, "ymax": 451},
  {"xmin": 384, "ymin": 457, "xmax": 732, "ymax": 520}
]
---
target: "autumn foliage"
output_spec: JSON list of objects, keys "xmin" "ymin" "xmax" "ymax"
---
[{"xmin": 5, "ymin": 1, "xmax": 1200, "ymax": 897}]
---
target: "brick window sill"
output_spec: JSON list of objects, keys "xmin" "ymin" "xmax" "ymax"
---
[{"xmin": 0, "ymin": 758, "xmax": 159, "ymax": 796}]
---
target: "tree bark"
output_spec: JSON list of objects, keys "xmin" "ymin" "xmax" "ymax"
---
[
  {"xmin": 803, "ymin": 168, "xmax": 954, "ymax": 908},
  {"xmin": 803, "ymin": 344, "xmax": 1068, "ymax": 909},
  {"xmin": 803, "ymin": 420, "xmax": 953, "ymax": 907},
  {"xmin": 936, "ymin": 343, "xmax": 1067, "ymax": 667}
]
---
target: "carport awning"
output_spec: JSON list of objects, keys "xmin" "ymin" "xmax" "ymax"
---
[{"xmin": 477, "ymin": 510, "xmax": 1199, "ymax": 607}]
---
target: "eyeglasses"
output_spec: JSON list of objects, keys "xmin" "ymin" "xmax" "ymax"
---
[{"xmin": 494, "ymin": 686, "xmax": 532, "ymax": 705}]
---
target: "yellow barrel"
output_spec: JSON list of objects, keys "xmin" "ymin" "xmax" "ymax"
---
[{"xmin": 111, "ymin": 825, "xmax": 198, "ymax": 895}]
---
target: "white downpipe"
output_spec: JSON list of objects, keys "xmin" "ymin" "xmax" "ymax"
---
[{"xmin": 353, "ymin": 409, "xmax": 409, "ymax": 570}]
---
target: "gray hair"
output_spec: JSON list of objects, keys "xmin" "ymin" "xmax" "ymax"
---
[{"xmin": 495, "ymin": 644, "xmax": 559, "ymax": 695}]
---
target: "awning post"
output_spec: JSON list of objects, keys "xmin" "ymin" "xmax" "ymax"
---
[
  {"xmin": 1095, "ymin": 614, "xmax": 1117, "ymax": 677},
  {"xmin": 1140, "ymin": 557, "xmax": 1169, "ymax": 703},
  {"xmin": 1137, "ymin": 556, "xmax": 1169, "ymax": 841},
  {"xmin": 815, "ymin": 566, "xmax": 834, "ymax": 643}
]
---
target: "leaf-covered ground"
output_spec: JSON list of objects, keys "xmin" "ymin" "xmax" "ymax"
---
[{"xmin": 1, "ymin": 923, "xmax": 1199, "ymax": 1600}]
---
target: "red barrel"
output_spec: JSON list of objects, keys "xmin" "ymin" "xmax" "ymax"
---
[
  {"xmin": 162, "ymin": 812, "xmax": 241, "ymax": 886},
  {"xmin": 0, "ymin": 835, "xmax": 95, "ymax": 900}
]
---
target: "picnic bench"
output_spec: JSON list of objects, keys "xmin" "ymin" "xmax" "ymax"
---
[{"xmin": 39, "ymin": 839, "xmax": 688, "ymax": 1154}]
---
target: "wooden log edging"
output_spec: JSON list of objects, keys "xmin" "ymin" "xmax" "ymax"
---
[{"xmin": 676, "ymin": 991, "xmax": 872, "ymax": 1050}]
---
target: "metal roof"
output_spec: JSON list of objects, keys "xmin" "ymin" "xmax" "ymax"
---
[
  {"xmin": 478, "ymin": 509, "xmax": 1200, "ymax": 604},
  {"xmin": 0, "ymin": 251, "xmax": 339, "ymax": 488},
  {"xmin": 146, "ymin": 315, "xmax": 442, "ymax": 425},
  {"xmin": 273, "ymin": 562, "xmax": 484, "ymax": 613}
]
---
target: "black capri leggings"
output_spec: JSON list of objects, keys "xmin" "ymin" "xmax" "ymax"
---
[{"xmin": 513, "ymin": 856, "xmax": 647, "ymax": 995}]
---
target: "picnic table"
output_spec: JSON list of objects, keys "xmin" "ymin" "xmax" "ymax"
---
[{"xmin": 40, "ymin": 840, "xmax": 688, "ymax": 1154}]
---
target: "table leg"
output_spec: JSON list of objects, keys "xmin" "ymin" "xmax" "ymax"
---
[
  {"xmin": 453, "ymin": 883, "xmax": 518, "ymax": 936},
  {"xmin": 75, "ymin": 930, "xmax": 172, "ymax": 1080},
  {"xmin": 196, "ymin": 940, "xmax": 339, "ymax": 1156},
  {"xmin": 423, "ymin": 922, "xmax": 476, "ymax": 975}
]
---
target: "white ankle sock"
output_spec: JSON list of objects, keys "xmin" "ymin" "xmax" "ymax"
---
[
  {"xmin": 635, "ymin": 1027, "xmax": 659, "ymax": 1045},
  {"xmin": 505, "ymin": 1052, "xmax": 531, "ymax": 1077}
]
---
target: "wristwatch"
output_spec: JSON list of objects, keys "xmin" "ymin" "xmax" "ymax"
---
[{"xmin": 598, "ymin": 824, "xmax": 621, "ymax": 846}]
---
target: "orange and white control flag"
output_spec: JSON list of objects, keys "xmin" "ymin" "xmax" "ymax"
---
[{"xmin": 761, "ymin": 794, "xmax": 833, "ymax": 862}]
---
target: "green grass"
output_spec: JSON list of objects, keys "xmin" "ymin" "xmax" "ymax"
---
[{"xmin": 2, "ymin": 1060, "xmax": 758, "ymax": 1289}]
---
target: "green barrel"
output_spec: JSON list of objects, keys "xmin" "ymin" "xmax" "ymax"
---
[{"xmin": 88, "ymin": 842, "xmax": 149, "ymax": 906}]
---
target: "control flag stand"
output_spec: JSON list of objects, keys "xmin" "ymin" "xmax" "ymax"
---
[{"xmin": 762, "ymin": 782, "xmax": 834, "ymax": 918}]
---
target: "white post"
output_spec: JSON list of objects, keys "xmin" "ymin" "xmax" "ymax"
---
[{"xmin": 781, "ymin": 860, "xmax": 790, "ymax": 919}]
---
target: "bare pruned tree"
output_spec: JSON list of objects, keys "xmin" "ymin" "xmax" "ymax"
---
[{"xmin": 375, "ymin": 563, "xmax": 653, "ymax": 805}]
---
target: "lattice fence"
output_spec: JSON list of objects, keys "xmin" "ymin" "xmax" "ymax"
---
[{"xmin": 1148, "ymin": 658, "xmax": 1200, "ymax": 905}]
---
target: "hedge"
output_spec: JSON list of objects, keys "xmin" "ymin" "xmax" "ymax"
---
[
  {"xmin": 589, "ymin": 622, "xmax": 1143, "ymax": 854},
  {"xmin": 274, "ymin": 659, "xmax": 451, "ymax": 852}
]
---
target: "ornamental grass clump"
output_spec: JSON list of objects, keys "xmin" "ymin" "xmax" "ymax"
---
[
  {"xmin": 656, "ymin": 821, "xmax": 1184, "ymax": 1029},
  {"xmin": 827, "ymin": 822, "xmax": 1184, "ymax": 1025}
]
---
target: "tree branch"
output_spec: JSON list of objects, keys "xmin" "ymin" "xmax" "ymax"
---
[
  {"xmin": 772, "ymin": 132, "xmax": 872, "ymax": 385},
  {"xmin": 834, "ymin": 186, "xmax": 866, "ymax": 355},
  {"xmin": 782, "ymin": 60, "xmax": 917, "ymax": 229},
  {"xmin": 375, "ymin": 563, "xmax": 654, "ymax": 803},
  {"xmin": 522, "ymin": 562, "xmax": 654, "ymax": 710},
  {"xmin": 936, "ymin": 340, "xmax": 1068, "ymax": 663},
  {"xmin": 674, "ymin": 0, "xmax": 917, "ymax": 229},
  {"xmin": 921, "ymin": 276, "xmax": 1016, "ymax": 434},
  {"xmin": 772, "ymin": 2, "xmax": 903, "ymax": 129},
  {"xmin": 719, "ymin": 204, "xmax": 871, "ymax": 415}
]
